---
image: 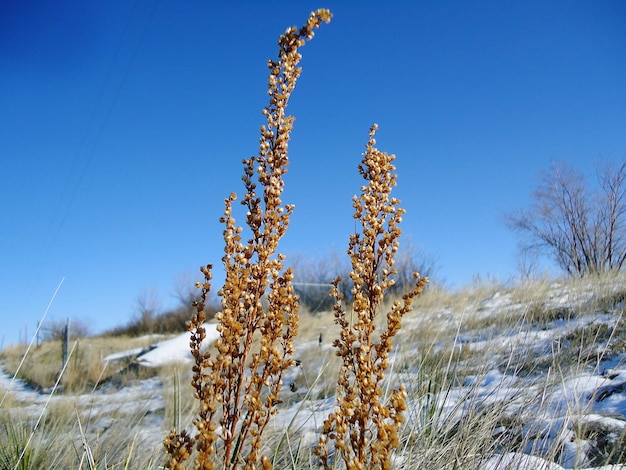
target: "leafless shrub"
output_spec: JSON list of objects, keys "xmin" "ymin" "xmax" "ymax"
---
[
  {"xmin": 507, "ymin": 159, "xmax": 626, "ymax": 277},
  {"xmin": 291, "ymin": 241, "xmax": 435, "ymax": 313},
  {"xmin": 41, "ymin": 318, "xmax": 91, "ymax": 342}
]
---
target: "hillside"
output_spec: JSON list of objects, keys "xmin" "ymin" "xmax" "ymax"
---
[{"xmin": 2, "ymin": 274, "xmax": 626, "ymax": 469}]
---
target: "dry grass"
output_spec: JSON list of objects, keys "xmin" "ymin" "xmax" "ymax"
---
[
  {"xmin": 3, "ymin": 272, "xmax": 626, "ymax": 468},
  {"xmin": 0, "ymin": 332, "xmax": 166, "ymax": 467},
  {"xmin": 0, "ymin": 334, "xmax": 161, "ymax": 393}
]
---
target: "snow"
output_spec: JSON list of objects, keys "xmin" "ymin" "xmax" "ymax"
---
[
  {"xmin": 4, "ymin": 281, "xmax": 626, "ymax": 468},
  {"xmin": 103, "ymin": 322, "xmax": 220, "ymax": 367},
  {"xmin": 481, "ymin": 452, "xmax": 565, "ymax": 470},
  {"xmin": 103, "ymin": 347, "xmax": 145, "ymax": 362}
]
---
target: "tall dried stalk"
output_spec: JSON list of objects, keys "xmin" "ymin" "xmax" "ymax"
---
[
  {"xmin": 316, "ymin": 125, "xmax": 428, "ymax": 470},
  {"xmin": 164, "ymin": 9, "xmax": 332, "ymax": 470}
]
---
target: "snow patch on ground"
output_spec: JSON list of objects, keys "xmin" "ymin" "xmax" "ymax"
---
[
  {"xmin": 4, "ymin": 282, "xmax": 626, "ymax": 468},
  {"xmin": 103, "ymin": 322, "xmax": 220, "ymax": 367}
]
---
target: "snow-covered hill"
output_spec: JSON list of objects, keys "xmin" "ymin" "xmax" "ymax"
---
[{"xmin": 3, "ymin": 278, "xmax": 626, "ymax": 469}]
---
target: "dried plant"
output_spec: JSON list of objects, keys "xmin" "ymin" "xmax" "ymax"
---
[
  {"xmin": 164, "ymin": 9, "xmax": 332, "ymax": 470},
  {"xmin": 316, "ymin": 125, "xmax": 428, "ymax": 470}
]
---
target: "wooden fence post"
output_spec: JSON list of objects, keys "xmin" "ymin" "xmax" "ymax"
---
[{"xmin": 62, "ymin": 317, "xmax": 70, "ymax": 368}]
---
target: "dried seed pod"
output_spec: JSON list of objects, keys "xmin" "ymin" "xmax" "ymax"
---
[
  {"xmin": 164, "ymin": 10, "xmax": 331, "ymax": 470},
  {"xmin": 316, "ymin": 125, "xmax": 428, "ymax": 469}
]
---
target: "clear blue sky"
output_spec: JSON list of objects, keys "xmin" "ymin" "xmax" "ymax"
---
[{"xmin": 1, "ymin": 1, "xmax": 625, "ymax": 344}]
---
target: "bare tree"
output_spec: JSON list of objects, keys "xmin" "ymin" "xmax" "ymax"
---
[
  {"xmin": 597, "ymin": 160, "xmax": 626, "ymax": 270},
  {"xmin": 507, "ymin": 160, "xmax": 626, "ymax": 277},
  {"xmin": 42, "ymin": 317, "xmax": 91, "ymax": 342},
  {"xmin": 133, "ymin": 289, "xmax": 161, "ymax": 335},
  {"xmin": 289, "ymin": 242, "xmax": 436, "ymax": 312},
  {"xmin": 172, "ymin": 272, "xmax": 201, "ymax": 307},
  {"xmin": 389, "ymin": 238, "xmax": 438, "ymax": 294},
  {"xmin": 289, "ymin": 250, "xmax": 351, "ymax": 312}
]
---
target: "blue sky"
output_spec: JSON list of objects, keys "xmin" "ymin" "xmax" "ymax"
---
[{"xmin": 1, "ymin": 1, "xmax": 625, "ymax": 344}]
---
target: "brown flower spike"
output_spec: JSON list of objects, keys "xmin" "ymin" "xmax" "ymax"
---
[
  {"xmin": 164, "ymin": 9, "xmax": 332, "ymax": 470},
  {"xmin": 316, "ymin": 125, "xmax": 428, "ymax": 470}
]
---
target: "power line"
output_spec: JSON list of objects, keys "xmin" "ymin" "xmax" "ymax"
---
[{"xmin": 41, "ymin": 0, "xmax": 159, "ymax": 270}]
